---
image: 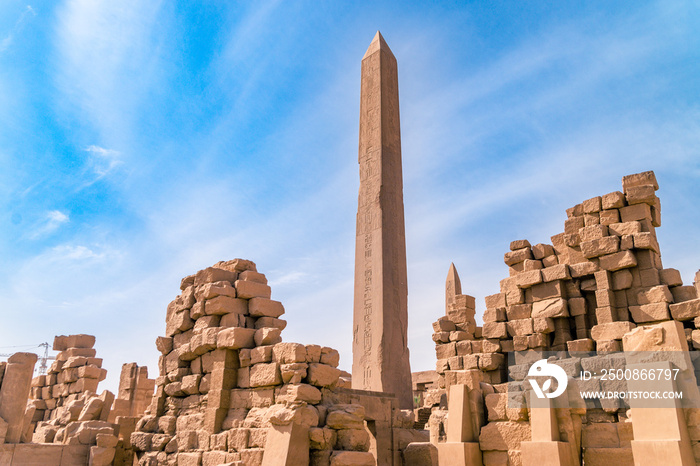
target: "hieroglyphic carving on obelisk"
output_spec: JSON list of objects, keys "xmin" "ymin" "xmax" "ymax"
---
[{"xmin": 352, "ymin": 31, "xmax": 413, "ymax": 409}]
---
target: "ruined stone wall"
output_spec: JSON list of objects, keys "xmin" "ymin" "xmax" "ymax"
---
[
  {"xmin": 29, "ymin": 335, "xmax": 106, "ymax": 425},
  {"xmin": 0, "ymin": 345, "xmax": 118, "ymax": 466},
  {"xmin": 428, "ymin": 171, "xmax": 700, "ymax": 465},
  {"xmin": 0, "ymin": 352, "xmax": 38, "ymax": 445},
  {"xmin": 131, "ymin": 259, "xmax": 379, "ymax": 466},
  {"xmin": 485, "ymin": 170, "xmax": 697, "ymax": 355},
  {"xmin": 110, "ymin": 363, "xmax": 156, "ymax": 422},
  {"xmin": 26, "ymin": 334, "xmax": 119, "ymax": 466}
]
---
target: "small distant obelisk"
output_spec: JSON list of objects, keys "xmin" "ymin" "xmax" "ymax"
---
[
  {"xmin": 352, "ymin": 31, "xmax": 413, "ymax": 409},
  {"xmin": 446, "ymin": 263, "xmax": 462, "ymax": 313}
]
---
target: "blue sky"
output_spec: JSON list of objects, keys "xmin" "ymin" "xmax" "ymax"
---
[{"xmin": 1, "ymin": 1, "xmax": 699, "ymax": 393}]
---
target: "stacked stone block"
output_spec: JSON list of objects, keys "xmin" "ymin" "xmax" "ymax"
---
[
  {"xmin": 25, "ymin": 335, "xmax": 118, "ymax": 466},
  {"xmin": 29, "ymin": 335, "xmax": 107, "ymax": 425},
  {"xmin": 110, "ymin": 363, "xmax": 156, "ymax": 421},
  {"xmin": 0, "ymin": 353, "xmax": 113, "ymax": 465},
  {"xmin": 432, "ymin": 270, "xmax": 507, "ymax": 413},
  {"xmin": 477, "ymin": 171, "xmax": 700, "ymax": 356},
  {"xmin": 428, "ymin": 171, "xmax": 700, "ymax": 466},
  {"xmin": 0, "ymin": 352, "xmax": 38, "ymax": 445},
  {"xmin": 109, "ymin": 363, "xmax": 156, "ymax": 464},
  {"xmin": 31, "ymin": 389, "xmax": 118, "ymax": 466},
  {"xmin": 580, "ymin": 420, "xmax": 634, "ymax": 465},
  {"xmin": 131, "ymin": 259, "xmax": 375, "ymax": 466}
]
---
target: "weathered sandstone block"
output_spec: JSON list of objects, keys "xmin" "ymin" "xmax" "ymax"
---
[
  {"xmin": 482, "ymin": 322, "xmax": 507, "ymax": 339},
  {"xmin": 479, "ymin": 421, "xmax": 531, "ymax": 451},
  {"xmin": 591, "ymin": 322, "xmax": 636, "ymax": 341},
  {"xmin": 629, "ymin": 303, "xmax": 670, "ymax": 322},
  {"xmin": 329, "ymin": 451, "xmax": 375, "ymax": 466},
  {"xmin": 194, "ymin": 267, "xmax": 238, "ymax": 287},
  {"xmin": 598, "ymin": 250, "xmax": 637, "ymax": 271},
  {"xmin": 53, "ymin": 335, "xmax": 96, "ymax": 351},
  {"xmin": 541, "ymin": 264, "xmax": 570, "ymax": 282},
  {"xmin": 505, "ymin": 248, "xmax": 533, "ymax": 266},
  {"xmin": 275, "ymin": 384, "xmax": 321, "ymax": 404},
  {"xmin": 204, "ymin": 296, "xmax": 247, "ymax": 316},
  {"xmin": 0, "ymin": 352, "xmax": 38, "ymax": 443},
  {"xmin": 581, "ymin": 236, "xmax": 620, "ymax": 259},
  {"xmin": 249, "ymin": 298, "xmax": 285, "ymax": 318},
  {"xmin": 622, "ymin": 171, "xmax": 658, "ymax": 191},
  {"xmin": 325, "ymin": 405, "xmax": 365, "ymax": 430},
  {"xmin": 619, "ymin": 203, "xmax": 652, "ymax": 223},
  {"xmin": 514, "ymin": 270, "xmax": 542, "ymax": 288},
  {"xmin": 217, "ymin": 328, "xmax": 255, "ymax": 350},
  {"xmin": 271, "ymin": 343, "xmax": 306, "ymax": 364},
  {"xmin": 670, "ymin": 299, "xmax": 700, "ymax": 321},
  {"xmin": 531, "ymin": 298, "xmax": 568, "ymax": 319},
  {"xmin": 255, "ymin": 328, "xmax": 282, "ymax": 346},
  {"xmin": 306, "ymin": 364, "xmax": 340, "ymax": 388},
  {"xmin": 235, "ymin": 280, "xmax": 272, "ymax": 299}
]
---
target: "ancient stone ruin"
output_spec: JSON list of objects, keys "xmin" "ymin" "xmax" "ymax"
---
[
  {"xmin": 0, "ymin": 335, "xmax": 119, "ymax": 465},
  {"xmin": 423, "ymin": 169, "xmax": 700, "ymax": 466},
  {"xmin": 2, "ymin": 32, "xmax": 700, "ymax": 466},
  {"xmin": 110, "ymin": 363, "xmax": 156, "ymax": 422},
  {"xmin": 0, "ymin": 259, "xmax": 423, "ymax": 465},
  {"xmin": 129, "ymin": 258, "xmax": 384, "ymax": 465}
]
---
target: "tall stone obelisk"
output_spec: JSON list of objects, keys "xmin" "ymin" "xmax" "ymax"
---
[{"xmin": 352, "ymin": 31, "xmax": 413, "ymax": 409}]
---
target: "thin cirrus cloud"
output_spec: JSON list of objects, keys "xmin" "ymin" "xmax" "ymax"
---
[
  {"xmin": 26, "ymin": 210, "xmax": 70, "ymax": 240},
  {"xmin": 12, "ymin": 243, "xmax": 115, "ymax": 310},
  {"xmin": 53, "ymin": 0, "xmax": 166, "ymax": 147},
  {"xmin": 0, "ymin": 5, "xmax": 36, "ymax": 53},
  {"xmin": 77, "ymin": 145, "xmax": 124, "ymax": 189}
]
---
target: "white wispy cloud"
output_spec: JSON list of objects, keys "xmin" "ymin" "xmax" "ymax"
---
[
  {"xmin": 7, "ymin": 243, "xmax": 113, "ymax": 311},
  {"xmin": 0, "ymin": 5, "xmax": 36, "ymax": 53},
  {"xmin": 220, "ymin": 0, "xmax": 282, "ymax": 66},
  {"xmin": 84, "ymin": 144, "xmax": 123, "ymax": 178},
  {"xmin": 27, "ymin": 210, "xmax": 70, "ymax": 239},
  {"xmin": 46, "ymin": 244, "xmax": 104, "ymax": 262},
  {"xmin": 0, "ymin": 240, "xmax": 152, "ymax": 392},
  {"xmin": 54, "ymin": 0, "xmax": 165, "ymax": 148},
  {"xmin": 269, "ymin": 271, "xmax": 310, "ymax": 287}
]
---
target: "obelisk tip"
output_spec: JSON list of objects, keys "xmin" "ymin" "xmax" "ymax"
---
[
  {"xmin": 446, "ymin": 262, "xmax": 462, "ymax": 299},
  {"xmin": 363, "ymin": 31, "xmax": 395, "ymax": 60}
]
